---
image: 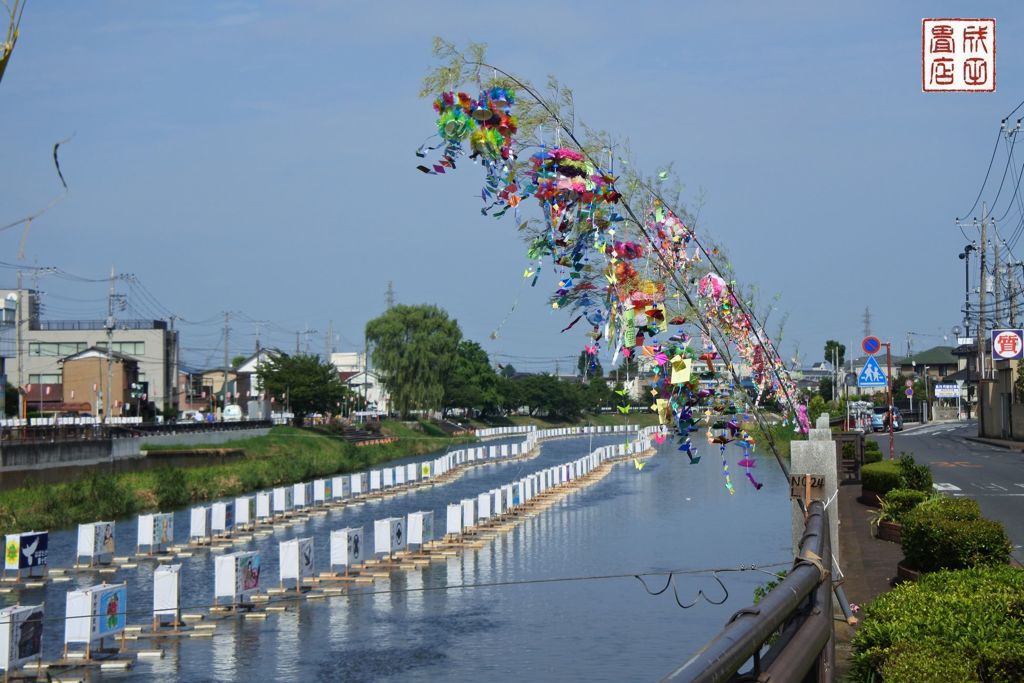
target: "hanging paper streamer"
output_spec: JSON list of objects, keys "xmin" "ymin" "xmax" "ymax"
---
[{"xmin": 418, "ymin": 54, "xmax": 803, "ymax": 495}]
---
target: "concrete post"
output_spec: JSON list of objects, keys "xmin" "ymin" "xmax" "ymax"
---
[{"xmin": 791, "ymin": 414, "xmax": 839, "ymax": 566}]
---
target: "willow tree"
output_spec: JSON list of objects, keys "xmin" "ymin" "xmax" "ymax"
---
[
  {"xmin": 0, "ymin": 0, "xmax": 26, "ymax": 85},
  {"xmin": 366, "ymin": 304, "xmax": 462, "ymax": 418}
]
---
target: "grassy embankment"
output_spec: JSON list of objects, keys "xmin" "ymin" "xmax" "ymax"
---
[{"xmin": 0, "ymin": 421, "xmax": 474, "ymax": 538}]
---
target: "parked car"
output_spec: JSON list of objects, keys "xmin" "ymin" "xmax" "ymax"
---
[
  {"xmin": 222, "ymin": 404, "xmax": 243, "ymax": 422},
  {"xmin": 871, "ymin": 406, "xmax": 903, "ymax": 432}
]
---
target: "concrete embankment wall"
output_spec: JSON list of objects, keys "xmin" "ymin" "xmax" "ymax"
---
[{"xmin": 0, "ymin": 427, "xmax": 270, "ymax": 490}]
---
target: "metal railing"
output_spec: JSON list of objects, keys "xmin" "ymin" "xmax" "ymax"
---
[
  {"xmin": 0, "ymin": 420, "xmax": 272, "ymax": 444},
  {"xmin": 661, "ymin": 501, "xmax": 833, "ymax": 682}
]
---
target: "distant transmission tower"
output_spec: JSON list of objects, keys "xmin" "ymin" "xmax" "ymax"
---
[
  {"xmin": 385, "ymin": 281, "xmax": 395, "ymax": 309},
  {"xmin": 862, "ymin": 306, "xmax": 872, "ymax": 337}
]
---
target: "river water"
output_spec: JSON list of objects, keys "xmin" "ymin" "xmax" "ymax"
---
[{"xmin": 10, "ymin": 434, "xmax": 792, "ymax": 681}]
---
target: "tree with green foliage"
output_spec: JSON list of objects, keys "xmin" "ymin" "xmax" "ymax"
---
[
  {"xmin": 513, "ymin": 373, "xmax": 584, "ymax": 420},
  {"xmin": 577, "ymin": 350, "xmax": 603, "ymax": 379},
  {"xmin": 256, "ymin": 353, "xmax": 347, "ymax": 426},
  {"xmin": 583, "ymin": 376, "xmax": 616, "ymax": 413},
  {"xmin": 365, "ymin": 304, "xmax": 462, "ymax": 418},
  {"xmin": 823, "ymin": 340, "xmax": 845, "ymax": 368},
  {"xmin": 443, "ymin": 340, "xmax": 499, "ymax": 417},
  {"xmin": 499, "ymin": 363, "xmax": 517, "ymax": 378},
  {"xmin": 496, "ymin": 375, "xmax": 523, "ymax": 414},
  {"xmin": 818, "ymin": 376, "xmax": 833, "ymax": 401},
  {"xmin": 231, "ymin": 354, "xmax": 248, "ymax": 368}
]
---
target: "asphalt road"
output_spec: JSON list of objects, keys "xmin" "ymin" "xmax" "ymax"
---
[{"xmin": 868, "ymin": 419, "xmax": 1024, "ymax": 564}]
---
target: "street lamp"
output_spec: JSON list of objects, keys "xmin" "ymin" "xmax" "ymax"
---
[
  {"xmin": 958, "ymin": 244, "xmax": 976, "ymax": 337},
  {"xmin": 923, "ymin": 365, "xmax": 930, "ymax": 422}
]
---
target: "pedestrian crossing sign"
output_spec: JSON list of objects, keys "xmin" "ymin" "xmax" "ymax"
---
[{"xmin": 857, "ymin": 356, "xmax": 887, "ymax": 387}]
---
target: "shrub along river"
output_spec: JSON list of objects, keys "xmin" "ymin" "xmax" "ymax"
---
[{"xmin": 13, "ymin": 433, "xmax": 791, "ymax": 681}]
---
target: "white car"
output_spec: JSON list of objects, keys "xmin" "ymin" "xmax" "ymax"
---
[{"xmin": 222, "ymin": 404, "xmax": 243, "ymax": 422}]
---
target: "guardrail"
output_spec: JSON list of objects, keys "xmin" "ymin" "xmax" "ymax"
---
[
  {"xmin": 661, "ymin": 501, "xmax": 833, "ymax": 682},
  {"xmin": 0, "ymin": 420, "xmax": 273, "ymax": 444}
]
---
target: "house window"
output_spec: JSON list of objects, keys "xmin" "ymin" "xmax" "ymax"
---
[
  {"xmin": 96, "ymin": 341, "xmax": 145, "ymax": 356},
  {"xmin": 28, "ymin": 374, "xmax": 61, "ymax": 384},
  {"xmin": 28, "ymin": 342, "xmax": 86, "ymax": 357}
]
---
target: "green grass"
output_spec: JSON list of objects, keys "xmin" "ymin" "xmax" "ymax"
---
[{"xmin": 0, "ymin": 424, "xmax": 475, "ymax": 538}]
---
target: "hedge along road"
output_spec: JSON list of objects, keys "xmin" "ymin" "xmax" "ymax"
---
[
  {"xmin": 872, "ymin": 419, "xmax": 1024, "ymax": 564},
  {"xmin": 13, "ymin": 433, "xmax": 793, "ymax": 681}
]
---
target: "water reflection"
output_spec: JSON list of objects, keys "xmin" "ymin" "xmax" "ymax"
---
[{"xmin": 11, "ymin": 435, "xmax": 792, "ymax": 681}]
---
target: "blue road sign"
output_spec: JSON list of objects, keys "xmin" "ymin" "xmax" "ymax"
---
[
  {"xmin": 857, "ymin": 356, "xmax": 887, "ymax": 388},
  {"xmin": 862, "ymin": 336, "xmax": 881, "ymax": 355}
]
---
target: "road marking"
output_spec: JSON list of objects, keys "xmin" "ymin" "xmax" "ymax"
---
[
  {"xmin": 933, "ymin": 482, "xmax": 962, "ymax": 491},
  {"xmin": 931, "ymin": 460, "xmax": 982, "ymax": 468}
]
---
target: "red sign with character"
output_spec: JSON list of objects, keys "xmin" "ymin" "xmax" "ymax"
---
[
  {"xmin": 991, "ymin": 329, "xmax": 1024, "ymax": 361},
  {"xmin": 922, "ymin": 18, "xmax": 995, "ymax": 92}
]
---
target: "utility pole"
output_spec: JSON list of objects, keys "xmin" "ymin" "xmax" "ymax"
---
[
  {"xmin": 994, "ymin": 238, "xmax": 1002, "ymax": 327},
  {"xmin": 326, "ymin": 320, "xmax": 333, "ymax": 360},
  {"xmin": 831, "ymin": 346, "xmax": 837, "ymax": 402},
  {"xmin": 1011, "ymin": 263, "xmax": 1020, "ymax": 327},
  {"xmin": 169, "ymin": 315, "xmax": 178, "ymax": 415},
  {"xmin": 978, "ymin": 203, "xmax": 988, "ymax": 384},
  {"xmin": 15, "ymin": 270, "xmax": 23, "ymax": 419},
  {"xmin": 104, "ymin": 267, "xmax": 115, "ymax": 425},
  {"xmin": 362, "ymin": 332, "xmax": 369, "ymax": 409},
  {"xmin": 222, "ymin": 312, "xmax": 230, "ymax": 416},
  {"xmin": 1007, "ymin": 260, "xmax": 1015, "ymax": 327},
  {"xmin": 977, "ymin": 203, "xmax": 988, "ymax": 438},
  {"xmin": 255, "ymin": 322, "xmax": 262, "ymax": 400},
  {"xmin": 295, "ymin": 331, "xmax": 300, "ymax": 355},
  {"xmin": 385, "ymin": 281, "xmax": 395, "ymax": 309}
]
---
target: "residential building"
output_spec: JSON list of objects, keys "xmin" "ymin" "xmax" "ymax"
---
[
  {"xmin": 61, "ymin": 348, "xmax": 140, "ymax": 417},
  {"xmin": 329, "ymin": 351, "xmax": 389, "ymax": 412},
  {"xmin": 896, "ymin": 346, "xmax": 960, "ymax": 380},
  {"xmin": 0, "ymin": 288, "xmax": 179, "ymax": 414}
]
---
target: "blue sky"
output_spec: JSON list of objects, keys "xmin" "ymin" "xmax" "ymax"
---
[{"xmin": 1, "ymin": 1, "xmax": 1021, "ymax": 372}]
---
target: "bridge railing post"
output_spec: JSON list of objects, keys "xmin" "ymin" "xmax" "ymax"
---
[{"xmin": 791, "ymin": 414, "xmax": 840, "ymax": 569}]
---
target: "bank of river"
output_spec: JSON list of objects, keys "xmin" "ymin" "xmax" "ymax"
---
[{"xmin": 0, "ymin": 425, "xmax": 476, "ymax": 537}]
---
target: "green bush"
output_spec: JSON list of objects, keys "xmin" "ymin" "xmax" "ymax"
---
[
  {"xmin": 861, "ymin": 461, "xmax": 901, "ymax": 495},
  {"xmin": 880, "ymin": 488, "xmax": 929, "ymax": 524},
  {"xmin": 878, "ymin": 643, "xmax": 979, "ymax": 683},
  {"xmin": 915, "ymin": 496, "xmax": 981, "ymax": 520},
  {"xmin": 901, "ymin": 498, "xmax": 1010, "ymax": 571},
  {"xmin": 897, "ymin": 453, "xmax": 933, "ymax": 492},
  {"xmin": 978, "ymin": 640, "xmax": 1024, "ymax": 683},
  {"xmin": 850, "ymin": 566, "xmax": 1024, "ymax": 682},
  {"xmin": 154, "ymin": 468, "xmax": 190, "ymax": 511},
  {"xmin": 863, "ymin": 440, "xmax": 882, "ymax": 464}
]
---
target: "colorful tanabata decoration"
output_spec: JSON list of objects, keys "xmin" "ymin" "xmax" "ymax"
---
[
  {"xmin": 420, "ymin": 65, "xmax": 800, "ymax": 494},
  {"xmin": 796, "ymin": 402, "xmax": 811, "ymax": 434}
]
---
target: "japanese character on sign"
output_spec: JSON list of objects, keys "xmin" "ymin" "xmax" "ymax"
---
[
  {"xmin": 929, "ymin": 24, "xmax": 954, "ymax": 53},
  {"xmin": 992, "ymin": 329, "xmax": 1024, "ymax": 361},
  {"xmin": 997, "ymin": 335, "xmax": 1018, "ymax": 355},
  {"xmin": 923, "ymin": 18, "xmax": 995, "ymax": 92}
]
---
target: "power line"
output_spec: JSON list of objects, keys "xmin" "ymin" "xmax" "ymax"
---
[
  {"xmin": 958, "ymin": 126, "xmax": 1004, "ymax": 220},
  {"xmin": 4, "ymin": 561, "xmax": 793, "ymax": 630}
]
